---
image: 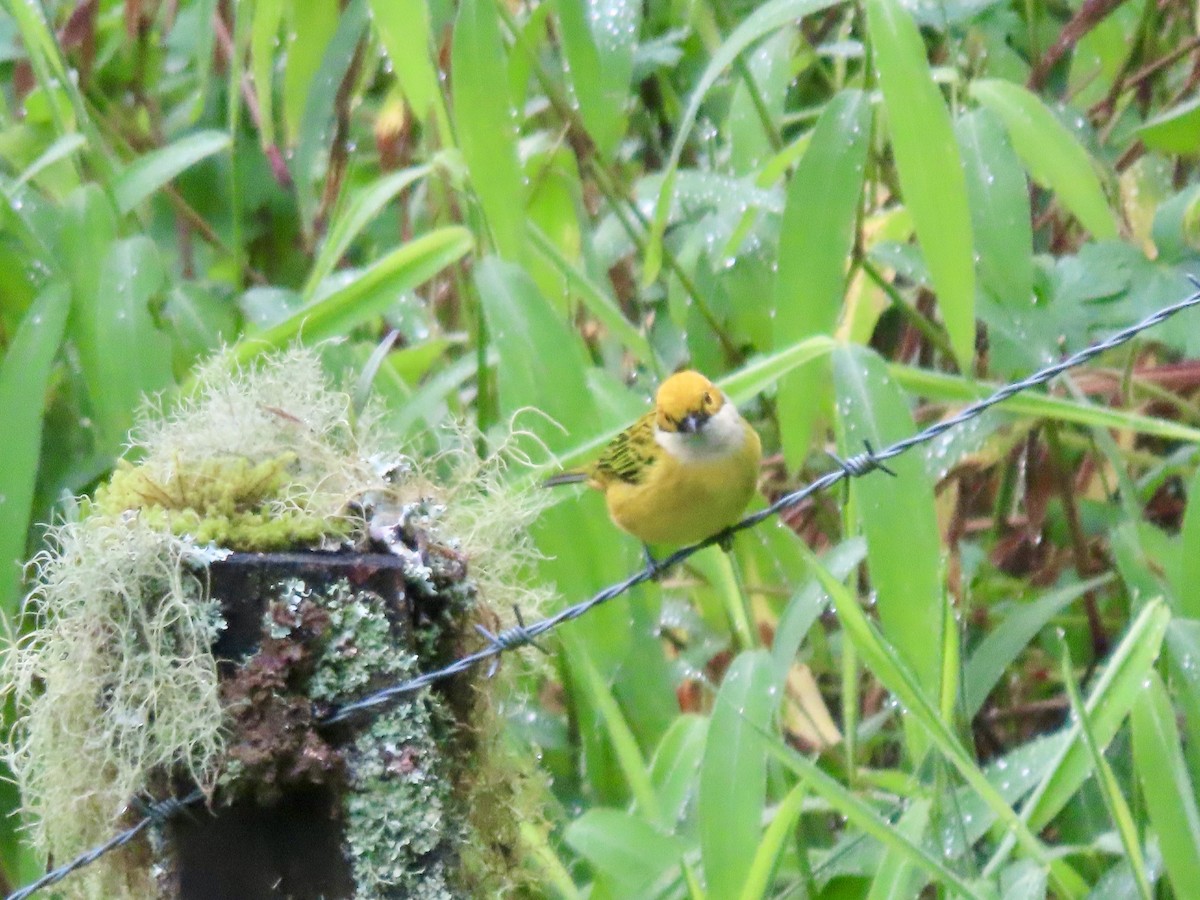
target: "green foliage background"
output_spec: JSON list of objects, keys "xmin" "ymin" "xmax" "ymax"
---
[{"xmin": 2, "ymin": 0, "xmax": 1200, "ymax": 896}]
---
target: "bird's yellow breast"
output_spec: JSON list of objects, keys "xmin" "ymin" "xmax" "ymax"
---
[{"xmin": 603, "ymin": 422, "xmax": 761, "ymax": 546}]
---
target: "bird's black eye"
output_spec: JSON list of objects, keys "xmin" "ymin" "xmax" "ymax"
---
[{"xmin": 703, "ymin": 392, "xmax": 712, "ymax": 405}]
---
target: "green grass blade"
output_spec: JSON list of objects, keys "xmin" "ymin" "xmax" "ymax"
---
[
  {"xmin": 1137, "ymin": 97, "xmax": 1200, "ymax": 155},
  {"xmin": 1177, "ymin": 463, "xmax": 1200, "ymax": 617},
  {"xmin": 1059, "ymin": 643, "xmax": 1151, "ymax": 900},
  {"xmin": 645, "ymin": 0, "xmax": 841, "ymax": 283},
  {"xmin": 78, "ymin": 237, "xmax": 174, "ymax": 452},
  {"xmin": 282, "ymin": 0, "xmax": 339, "ymax": 143},
  {"xmin": 807, "ymin": 553, "xmax": 1081, "ymax": 896},
  {"xmin": 0, "ymin": 282, "xmax": 69, "ymax": 615},
  {"xmin": 650, "ymin": 715, "xmax": 708, "ymax": 830},
  {"xmin": 250, "ymin": 0, "xmax": 284, "ymax": 150},
  {"xmin": 771, "ymin": 539, "xmax": 866, "ymax": 684},
  {"xmin": 719, "ymin": 336, "xmax": 837, "ymax": 405},
  {"xmin": 528, "ymin": 224, "xmax": 660, "ymax": 372},
  {"xmin": 888, "ymin": 362, "xmax": 1200, "ymax": 444},
  {"xmin": 971, "ymin": 79, "xmax": 1117, "ymax": 240},
  {"xmin": 738, "ymin": 779, "xmax": 808, "ymax": 900},
  {"xmin": 11, "ymin": 133, "xmax": 86, "ymax": 192},
  {"xmin": 475, "ymin": 256, "xmax": 596, "ymax": 449},
  {"xmin": 293, "ymin": 0, "xmax": 369, "ymax": 230},
  {"xmin": 964, "ymin": 575, "xmax": 1114, "ymax": 718},
  {"xmin": 866, "ymin": 0, "xmax": 975, "ymax": 369},
  {"xmin": 563, "ymin": 630, "xmax": 663, "ymax": 824},
  {"xmin": 834, "ymin": 346, "xmax": 945, "ymax": 719},
  {"xmin": 773, "ymin": 88, "xmax": 870, "ymax": 467},
  {"xmin": 564, "ymin": 807, "xmax": 685, "ymax": 893},
  {"xmin": 369, "ymin": 0, "xmax": 453, "ymax": 139},
  {"xmin": 771, "ymin": 745, "xmax": 982, "ymax": 897},
  {"xmin": 1165, "ymin": 620, "xmax": 1200, "ymax": 791},
  {"xmin": 700, "ymin": 649, "xmax": 776, "ymax": 900},
  {"xmin": 112, "ymin": 131, "xmax": 231, "ymax": 214},
  {"xmin": 303, "ymin": 164, "xmax": 433, "ymax": 299},
  {"xmin": 955, "ymin": 108, "xmax": 1033, "ymax": 312},
  {"xmin": 985, "ymin": 598, "xmax": 1170, "ymax": 875},
  {"xmin": 557, "ymin": 0, "xmax": 639, "ymax": 160},
  {"xmin": 236, "ymin": 227, "xmax": 472, "ymax": 364},
  {"xmin": 867, "ymin": 798, "xmax": 932, "ymax": 900},
  {"xmin": 1132, "ymin": 669, "xmax": 1200, "ymax": 897},
  {"xmin": 452, "ymin": 0, "xmax": 527, "ymax": 261}
]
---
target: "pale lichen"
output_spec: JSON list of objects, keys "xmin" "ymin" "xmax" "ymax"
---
[{"xmin": 4, "ymin": 518, "xmax": 226, "ymax": 898}]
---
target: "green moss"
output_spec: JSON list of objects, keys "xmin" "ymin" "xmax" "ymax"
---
[{"xmin": 94, "ymin": 455, "xmax": 348, "ymax": 551}]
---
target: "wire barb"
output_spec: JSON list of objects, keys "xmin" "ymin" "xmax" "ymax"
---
[
  {"xmin": 8, "ymin": 286, "xmax": 1200, "ymax": 900},
  {"xmin": 5, "ymin": 789, "xmax": 204, "ymax": 900},
  {"xmin": 828, "ymin": 439, "xmax": 897, "ymax": 479},
  {"xmin": 130, "ymin": 793, "xmax": 197, "ymax": 827},
  {"xmin": 474, "ymin": 606, "xmax": 547, "ymax": 676}
]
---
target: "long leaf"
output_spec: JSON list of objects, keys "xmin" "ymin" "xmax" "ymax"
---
[
  {"xmin": 235, "ymin": 227, "xmax": 473, "ymax": 364},
  {"xmin": 808, "ymin": 554, "xmax": 1084, "ymax": 896},
  {"xmin": 1060, "ymin": 644, "xmax": 1151, "ymax": 900},
  {"xmin": 562, "ymin": 629, "xmax": 663, "ymax": 824},
  {"xmin": 369, "ymin": 0, "xmax": 452, "ymax": 139},
  {"xmin": 835, "ymin": 346, "xmax": 945, "ymax": 714},
  {"xmin": 889, "ymin": 362, "xmax": 1200, "ymax": 444},
  {"xmin": 867, "ymin": 0, "xmax": 975, "ymax": 368},
  {"xmin": 292, "ymin": 0, "xmax": 368, "ymax": 229},
  {"xmin": 1132, "ymin": 669, "xmax": 1200, "ymax": 897},
  {"xmin": 770, "ymin": 743, "xmax": 982, "ymax": 897},
  {"xmin": 452, "ymin": 0, "xmax": 527, "ymax": 260},
  {"xmin": 304, "ymin": 164, "xmax": 433, "ymax": 299},
  {"xmin": 955, "ymin": 107, "xmax": 1033, "ymax": 311},
  {"xmin": 564, "ymin": 807, "xmax": 685, "ymax": 893},
  {"xmin": 700, "ymin": 650, "xmax": 775, "ymax": 900},
  {"xmin": 1177, "ymin": 463, "xmax": 1200, "ymax": 618},
  {"xmin": 250, "ymin": 0, "xmax": 284, "ymax": 149},
  {"xmin": 112, "ymin": 131, "xmax": 231, "ymax": 214},
  {"xmin": 0, "ymin": 282, "xmax": 69, "ymax": 614},
  {"xmin": 773, "ymin": 88, "xmax": 870, "ymax": 467},
  {"xmin": 528, "ymin": 224, "xmax": 660, "ymax": 371},
  {"xmin": 558, "ymin": 0, "xmax": 639, "ymax": 159},
  {"xmin": 739, "ymin": 780, "xmax": 808, "ymax": 900},
  {"xmin": 963, "ymin": 575, "xmax": 1113, "ymax": 718},
  {"xmin": 971, "ymin": 79, "xmax": 1117, "ymax": 240},
  {"xmin": 867, "ymin": 798, "xmax": 932, "ymax": 900},
  {"xmin": 984, "ymin": 598, "xmax": 1171, "ymax": 875},
  {"xmin": 475, "ymin": 256, "xmax": 595, "ymax": 450}
]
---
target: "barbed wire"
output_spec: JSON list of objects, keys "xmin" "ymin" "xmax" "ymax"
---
[
  {"xmin": 326, "ymin": 281, "xmax": 1200, "ymax": 721},
  {"xmin": 8, "ymin": 282, "xmax": 1200, "ymax": 900},
  {"xmin": 4, "ymin": 789, "xmax": 204, "ymax": 900}
]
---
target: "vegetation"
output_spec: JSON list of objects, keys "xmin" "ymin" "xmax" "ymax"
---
[{"xmin": 0, "ymin": 0, "xmax": 1198, "ymax": 896}]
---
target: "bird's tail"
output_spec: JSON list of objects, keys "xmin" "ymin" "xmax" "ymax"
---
[{"xmin": 542, "ymin": 470, "xmax": 588, "ymax": 488}]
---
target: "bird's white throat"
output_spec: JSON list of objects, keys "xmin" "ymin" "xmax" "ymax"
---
[{"xmin": 655, "ymin": 401, "xmax": 746, "ymax": 462}]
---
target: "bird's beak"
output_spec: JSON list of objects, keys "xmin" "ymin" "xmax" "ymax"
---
[{"xmin": 679, "ymin": 412, "xmax": 708, "ymax": 434}]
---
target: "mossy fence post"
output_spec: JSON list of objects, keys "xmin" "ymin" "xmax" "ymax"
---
[{"xmin": 4, "ymin": 352, "xmax": 539, "ymax": 899}]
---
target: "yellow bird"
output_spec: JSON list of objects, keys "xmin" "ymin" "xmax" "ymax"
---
[{"xmin": 544, "ymin": 371, "xmax": 762, "ymax": 547}]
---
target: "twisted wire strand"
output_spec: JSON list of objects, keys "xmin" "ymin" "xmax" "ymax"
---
[
  {"xmin": 5, "ymin": 789, "xmax": 205, "ymax": 900},
  {"xmin": 8, "ymin": 284, "xmax": 1200, "ymax": 899}
]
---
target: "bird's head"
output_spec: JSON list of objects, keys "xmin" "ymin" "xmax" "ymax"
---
[{"xmin": 655, "ymin": 370, "xmax": 725, "ymax": 435}]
